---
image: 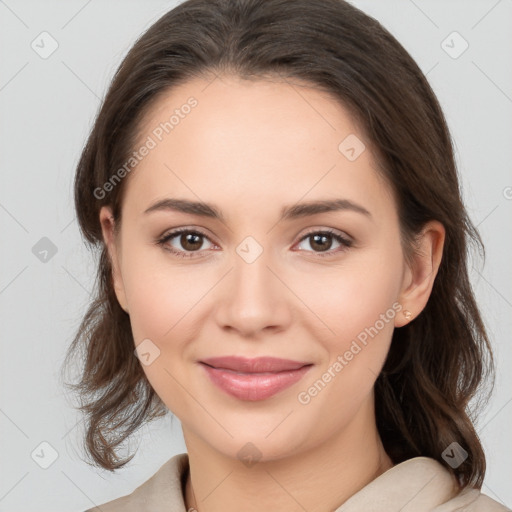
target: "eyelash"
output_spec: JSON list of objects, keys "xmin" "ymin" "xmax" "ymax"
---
[{"xmin": 156, "ymin": 227, "xmax": 353, "ymax": 259}]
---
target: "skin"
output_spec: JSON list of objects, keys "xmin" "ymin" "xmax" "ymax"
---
[{"xmin": 99, "ymin": 74, "xmax": 445, "ymax": 512}]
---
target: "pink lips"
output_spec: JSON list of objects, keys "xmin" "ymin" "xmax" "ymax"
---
[{"xmin": 199, "ymin": 356, "xmax": 313, "ymax": 401}]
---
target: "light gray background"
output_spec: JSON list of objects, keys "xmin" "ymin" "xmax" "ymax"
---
[{"xmin": 0, "ymin": 1, "xmax": 511, "ymax": 510}]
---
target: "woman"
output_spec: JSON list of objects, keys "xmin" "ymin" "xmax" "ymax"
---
[{"xmin": 62, "ymin": 0, "xmax": 510, "ymax": 510}]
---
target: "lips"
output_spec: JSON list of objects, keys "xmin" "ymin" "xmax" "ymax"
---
[
  {"xmin": 199, "ymin": 356, "xmax": 313, "ymax": 401},
  {"xmin": 200, "ymin": 356, "xmax": 310, "ymax": 373}
]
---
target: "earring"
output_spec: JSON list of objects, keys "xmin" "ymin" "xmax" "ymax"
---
[{"xmin": 403, "ymin": 310, "xmax": 412, "ymax": 321}]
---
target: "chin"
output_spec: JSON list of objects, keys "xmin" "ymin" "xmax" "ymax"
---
[{"xmin": 193, "ymin": 415, "xmax": 315, "ymax": 463}]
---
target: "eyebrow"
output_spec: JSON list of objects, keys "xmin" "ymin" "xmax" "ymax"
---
[{"xmin": 143, "ymin": 198, "xmax": 372, "ymax": 222}]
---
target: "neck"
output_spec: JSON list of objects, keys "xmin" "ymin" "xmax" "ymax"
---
[{"xmin": 183, "ymin": 399, "xmax": 393, "ymax": 512}]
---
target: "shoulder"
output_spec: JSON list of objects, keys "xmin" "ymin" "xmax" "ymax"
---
[
  {"xmin": 432, "ymin": 487, "xmax": 511, "ymax": 511},
  {"xmin": 397, "ymin": 458, "xmax": 510, "ymax": 512},
  {"xmin": 394, "ymin": 457, "xmax": 510, "ymax": 511},
  {"xmin": 337, "ymin": 457, "xmax": 510, "ymax": 511},
  {"xmin": 82, "ymin": 452, "xmax": 189, "ymax": 512}
]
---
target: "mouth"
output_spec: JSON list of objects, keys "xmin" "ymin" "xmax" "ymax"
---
[{"xmin": 199, "ymin": 356, "xmax": 313, "ymax": 401}]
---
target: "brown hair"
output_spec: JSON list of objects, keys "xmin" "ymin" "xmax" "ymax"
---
[{"xmin": 61, "ymin": 0, "xmax": 494, "ymax": 489}]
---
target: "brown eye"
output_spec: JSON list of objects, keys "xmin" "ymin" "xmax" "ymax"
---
[
  {"xmin": 179, "ymin": 232, "xmax": 204, "ymax": 251},
  {"xmin": 309, "ymin": 233, "xmax": 334, "ymax": 252},
  {"xmin": 296, "ymin": 229, "xmax": 352, "ymax": 257},
  {"xmin": 157, "ymin": 228, "xmax": 215, "ymax": 258}
]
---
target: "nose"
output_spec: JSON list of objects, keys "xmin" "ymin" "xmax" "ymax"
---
[{"xmin": 213, "ymin": 244, "xmax": 293, "ymax": 339}]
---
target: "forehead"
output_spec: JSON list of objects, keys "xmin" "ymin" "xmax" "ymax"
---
[{"xmin": 122, "ymin": 74, "xmax": 393, "ymax": 222}]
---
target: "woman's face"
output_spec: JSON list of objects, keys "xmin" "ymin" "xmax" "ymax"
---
[{"xmin": 101, "ymin": 74, "xmax": 414, "ymax": 462}]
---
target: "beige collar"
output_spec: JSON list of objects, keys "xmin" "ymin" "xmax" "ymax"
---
[{"xmin": 90, "ymin": 453, "xmax": 507, "ymax": 511}]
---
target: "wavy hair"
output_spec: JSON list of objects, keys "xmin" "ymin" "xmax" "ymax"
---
[{"xmin": 61, "ymin": 0, "xmax": 494, "ymax": 489}]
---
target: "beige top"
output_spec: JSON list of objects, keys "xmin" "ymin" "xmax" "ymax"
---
[{"xmin": 85, "ymin": 453, "xmax": 510, "ymax": 511}]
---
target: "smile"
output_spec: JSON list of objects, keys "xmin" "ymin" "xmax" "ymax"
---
[{"xmin": 199, "ymin": 356, "xmax": 313, "ymax": 401}]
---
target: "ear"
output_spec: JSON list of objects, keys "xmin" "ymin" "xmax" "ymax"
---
[
  {"xmin": 395, "ymin": 220, "xmax": 445, "ymax": 327},
  {"xmin": 99, "ymin": 206, "xmax": 129, "ymax": 313}
]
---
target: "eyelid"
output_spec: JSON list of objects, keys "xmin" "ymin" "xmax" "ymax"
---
[
  {"xmin": 297, "ymin": 226, "xmax": 353, "ymax": 243},
  {"xmin": 157, "ymin": 226, "xmax": 217, "ymax": 248}
]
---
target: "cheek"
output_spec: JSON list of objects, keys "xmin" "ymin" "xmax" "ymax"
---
[
  {"xmin": 120, "ymin": 249, "xmax": 218, "ymax": 409},
  {"xmin": 292, "ymin": 248, "xmax": 402, "ymax": 402},
  {"xmin": 295, "ymin": 250, "xmax": 403, "ymax": 346},
  {"xmin": 121, "ymin": 257, "xmax": 204, "ymax": 413},
  {"xmin": 121, "ymin": 245, "xmax": 214, "ymax": 342},
  {"xmin": 293, "ymin": 274, "xmax": 398, "ymax": 435}
]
